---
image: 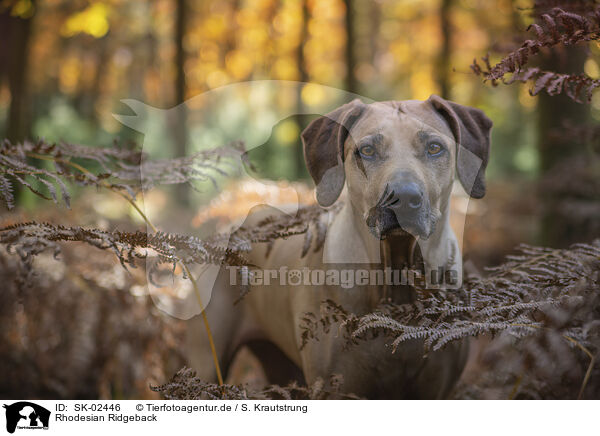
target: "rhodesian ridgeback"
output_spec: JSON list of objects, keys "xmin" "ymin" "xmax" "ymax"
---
[{"xmin": 186, "ymin": 95, "xmax": 492, "ymax": 399}]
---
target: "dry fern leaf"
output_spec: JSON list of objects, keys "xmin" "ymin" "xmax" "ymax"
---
[
  {"xmin": 151, "ymin": 367, "xmax": 361, "ymax": 400},
  {"xmin": 472, "ymin": 7, "xmax": 600, "ymax": 102},
  {"xmin": 301, "ymin": 241, "xmax": 600, "ymax": 355},
  {"xmin": 0, "ymin": 139, "xmax": 247, "ymax": 209}
]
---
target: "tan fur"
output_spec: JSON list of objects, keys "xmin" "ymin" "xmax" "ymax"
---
[{"xmin": 186, "ymin": 96, "xmax": 492, "ymax": 398}]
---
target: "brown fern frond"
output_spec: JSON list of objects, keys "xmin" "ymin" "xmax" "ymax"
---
[
  {"xmin": 0, "ymin": 203, "xmax": 341, "ymax": 295},
  {"xmin": 151, "ymin": 367, "xmax": 362, "ymax": 400},
  {"xmin": 301, "ymin": 241, "xmax": 600, "ymax": 358},
  {"xmin": 229, "ymin": 203, "xmax": 339, "ymax": 256},
  {"xmin": 0, "ymin": 222, "xmax": 250, "ymax": 287},
  {"xmin": 0, "ymin": 139, "xmax": 246, "ymax": 209},
  {"xmin": 507, "ymin": 67, "xmax": 600, "ymax": 102},
  {"xmin": 472, "ymin": 7, "xmax": 600, "ymax": 101},
  {"xmin": 0, "ymin": 237, "xmax": 186, "ymax": 399},
  {"xmin": 529, "ymin": 1, "xmax": 600, "ymax": 16}
]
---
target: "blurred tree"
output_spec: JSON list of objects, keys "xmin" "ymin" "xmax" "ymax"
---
[
  {"xmin": 295, "ymin": 0, "xmax": 310, "ymax": 180},
  {"xmin": 0, "ymin": 0, "xmax": 540, "ymax": 198},
  {"xmin": 469, "ymin": 2, "xmax": 600, "ymax": 247},
  {"xmin": 0, "ymin": 0, "xmax": 37, "ymax": 205},
  {"xmin": 538, "ymin": 45, "xmax": 591, "ymax": 246},
  {"xmin": 532, "ymin": 2, "xmax": 592, "ymax": 246},
  {"xmin": 436, "ymin": 0, "xmax": 452, "ymax": 99},
  {"xmin": 83, "ymin": 37, "xmax": 109, "ymax": 121},
  {"xmin": 538, "ymin": 49, "xmax": 590, "ymax": 172},
  {"xmin": 0, "ymin": 0, "xmax": 36, "ymax": 142},
  {"xmin": 344, "ymin": 0, "xmax": 358, "ymax": 94},
  {"xmin": 173, "ymin": 0, "xmax": 189, "ymax": 205}
]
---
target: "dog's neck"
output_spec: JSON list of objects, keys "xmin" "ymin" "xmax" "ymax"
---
[
  {"xmin": 379, "ymin": 232, "xmax": 420, "ymax": 304},
  {"xmin": 323, "ymin": 192, "xmax": 461, "ymax": 305}
]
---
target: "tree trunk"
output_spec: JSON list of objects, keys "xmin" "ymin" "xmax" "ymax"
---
[
  {"xmin": 294, "ymin": 0, "xmax": 310, "ymax": 180},
  {"xmin": 344, "ymin": 0, "xmax": 358, "ymax": 94},
  {"xmin": 0, "ymin": 3, "xmax": 35, "ymax": 142},
  {"xmin": 0, "ymin": 3, "xmax": 35, "ymax": 207},
  {"xmin": 538, "ymin": 45, "xmax": 590, "ymax": 246},
  {"xmin": 368, "ymin": 0, "xmax": 380, "ymax": 67},
  {"xmin": 437, "ymin": 0, "xmax": 452, "ymax": 99},
  {"xmin": 173, "ymin": 0, "xmax": 189, "ymax": 205}
]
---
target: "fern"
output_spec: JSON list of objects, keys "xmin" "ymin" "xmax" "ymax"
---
[
  {"xmin": 0, "ymin": 221, "xmax": 253, "ymax": 282},
  {"xmin": 2, "ymin": 137, "xmax": 598, "ymax": 398},
  {"xmin": 0, "ymin": 233, "xmax": 186, "ymax": 399},
  {"xmin": 161, "ymin": 236, "xmax": 600, "ymax": 399},
  {"xmin": 301, "ymin": 241, "xmax": 600, "ymax": 356},
  {"xmin": 507, "ymin": 68, "xmax": 600, "ymax": 102},
  {"xmin": 150, "ymin": 367, "xmax": 361, "ymax": 400},
  {"xmin": 472, "ymin": 6, "xmax": 600, "ymax": 102},
  {"xmin": 0, "ymin": 139, "xmax": 246, "ymax": 209}
]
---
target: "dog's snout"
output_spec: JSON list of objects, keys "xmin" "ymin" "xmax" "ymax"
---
[
  {"xmin": 369, "ymin": 179, "xmax": 428, "ymax": 238},
  {"xmin": 391, "ymin": 182, "xmax": 423, "ymax": 210}
]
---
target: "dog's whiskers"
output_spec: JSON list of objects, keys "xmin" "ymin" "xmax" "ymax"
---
[{"xmin": 378, "ymin": 184, "xmax": 398, "ymax": 209}]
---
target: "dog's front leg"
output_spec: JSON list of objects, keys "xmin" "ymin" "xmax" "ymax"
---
[{"xmin": 185, "ymin": 265, "xmax": 249, "ymax": 383}]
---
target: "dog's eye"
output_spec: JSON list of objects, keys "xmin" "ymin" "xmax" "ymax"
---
[
  {"xmin": 427, "ymin": 142, "xmax": 443, "ymax": 156},
  {"xmin": 358, "ymin": 145, "xmax": 376, "ymax": 158}
]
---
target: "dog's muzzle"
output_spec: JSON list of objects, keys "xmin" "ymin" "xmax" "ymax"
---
[{"xmin": 366, "ymin": 181, "xmax": 434, "ymax": 239}]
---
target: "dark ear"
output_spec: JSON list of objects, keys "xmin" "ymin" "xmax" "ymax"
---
[
  {"xmin": 427, "ymin": 95, "xmax": 492, "ymax": 199},
  {"xmin": 302, "ymin": 99, "xmax": 366, "ymax": 207}
]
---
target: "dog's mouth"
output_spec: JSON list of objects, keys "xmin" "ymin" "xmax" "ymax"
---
[
  {"xmin": 365, "ymin": 205, "xmax": 435, "ymax": 240},
  {"xmin": 365, "ymin": 183, "xmax": 436, "ymax": 240}
]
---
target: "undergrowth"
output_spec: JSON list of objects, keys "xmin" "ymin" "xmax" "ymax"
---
[{"xmin": 1, "ymin": 137, "xmax": 598, "ymax": 399}]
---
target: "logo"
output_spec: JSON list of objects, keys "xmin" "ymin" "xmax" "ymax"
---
[{"xmin": 3, "ymin": 402, "xmax": 50, "ymax": 433}]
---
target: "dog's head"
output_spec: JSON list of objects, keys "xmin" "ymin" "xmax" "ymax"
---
[{"xmin": 302, "ymin": 95, "xmax": 492, "ymax": 240}]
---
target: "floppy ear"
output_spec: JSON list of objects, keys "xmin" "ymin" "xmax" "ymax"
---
[
  {"xmin": 427, "ymin": 95, "xmax": 492, "ymax": 199},
  {"xmin": 302, "ymin": 99, "xmax": 366, "ymax": 207}
]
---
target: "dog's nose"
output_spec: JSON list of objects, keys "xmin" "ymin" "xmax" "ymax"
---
[{"xmin": 391, "ymin": 182, "xmax": 423, "ymax": 210}]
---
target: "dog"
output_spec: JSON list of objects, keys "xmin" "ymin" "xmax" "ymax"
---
[{"xmin": 186, "ymin": 95, "xmax": 492, "ymax": 399}]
